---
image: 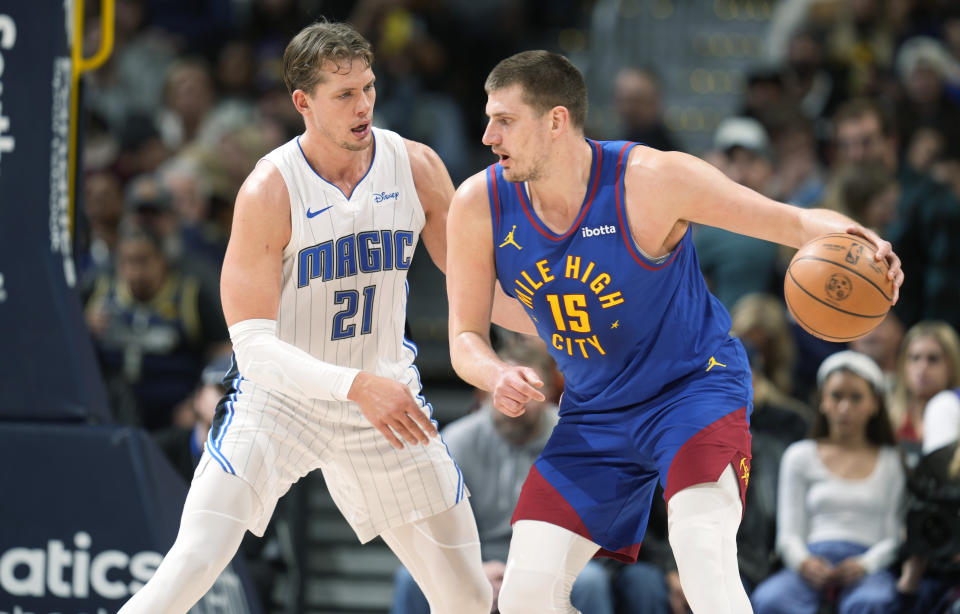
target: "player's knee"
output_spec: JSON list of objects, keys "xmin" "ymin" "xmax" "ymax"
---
[
  {"xmin": 499, "ymin": 568, "xmax": 575, "ymax": 614},
  {"xmin": 498, "ymin": 572, "xmax": 544, "ymax": 614}
]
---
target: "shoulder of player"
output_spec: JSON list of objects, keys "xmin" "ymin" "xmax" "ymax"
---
[
  {"xmin": 232, "ymin": 160, "xmax": 291, "ymax": 244},
  {"xmin": 402, "ymin": 138, "xmax": 445, "ymax": 183},
  {"xmin": 624, "ymin": 145, "xmax": 697, "ymax": 182},
  {"xmin": 449, "ymin": 170, "xmax": 493, "ymax": 220},
  {"xmin": 453, "ymin": 169, "xmax": 489, "ymax": 202},
  {"xmin": 236, "ymin": 159, "xmax": 290, "ymax": 215}
]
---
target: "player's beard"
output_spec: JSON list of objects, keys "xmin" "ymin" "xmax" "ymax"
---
[
  {"xmin": 339, "ymin": 132, "xmax": 373, "ymax": 152},
  {"xmin": 504, "ymin": 149, "xmax": 548, "ymax": 183}
]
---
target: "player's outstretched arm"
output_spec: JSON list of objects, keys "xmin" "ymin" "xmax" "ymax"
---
[
  {"xmin": 446, "ymin": 173, "xmax": 544, "ymax": 417},
  {"xmin": 222, "ymin": 162, "xmax": 435, "ymax": 449},
  {"xmin": 623, "ymin": 147, "xmax": 903, "ymax": 302}
]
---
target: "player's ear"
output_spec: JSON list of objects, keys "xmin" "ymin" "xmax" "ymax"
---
[
  {"xmin": 291, "ymin": 89, "xmax": 311, "ymax": 116},
  {"xmin": 549, "ymin": 106, "xmax": 569, "ymax": 135}
]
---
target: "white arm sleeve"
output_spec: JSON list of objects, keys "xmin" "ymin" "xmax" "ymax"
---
[
  {"xmin": 229, "ymin": 318, "xmax": 360, "ymax": 402},
  {"xmin": 776, "ymin": 442, "xmax": 813, "ymax": 571},
  {"xmin": 923, "ymin": 390, "xmax": 960, "ymax": 454}
]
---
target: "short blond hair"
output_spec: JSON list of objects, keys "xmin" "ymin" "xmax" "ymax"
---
[{"xmin": 282, "ymin": 21, "xmax": 373, "ymax": 95}]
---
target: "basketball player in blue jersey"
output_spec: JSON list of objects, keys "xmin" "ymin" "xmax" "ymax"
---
[
  {"xmin": 446, "ymin": 51, "xmax": 905, "ymax": 614},
  {"xmin": 119, "ymin": 22, "xmax": 530, "ymax": 614}
]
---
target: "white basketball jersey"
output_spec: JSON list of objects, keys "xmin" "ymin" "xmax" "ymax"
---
[{"xmin": 262, "ymin": 128, "xmax": 424, "ymax": 385}]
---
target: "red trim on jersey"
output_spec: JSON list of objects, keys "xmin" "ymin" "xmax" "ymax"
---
[
  {"xmin": 664, "ymin": 407, "xmax": 752, "ymax": 514},
  {"xmin": 516, "ymin": 140, "xmax": 603, "ymax": 241},
  {"xmin": 511, "ymin": 465, "xmax": 643, "ymax": 563},
  {"xmin": 488, "ymin": 165, "xmax": 501, "ymax": 233},
  {"xmin": 614, "ymin": 143, "xmax": 684, "ymax": 271}
]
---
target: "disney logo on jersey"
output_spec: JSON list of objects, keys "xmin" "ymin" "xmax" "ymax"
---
[
  {"xmin": 580, "ymin": 224, "xmax": 616, "ymax": 238},
  {"xmin": 373, "ymin": 191, "xmax": 399, "ymax": 203},
  {"xmin": 511, "ymin": 255, "xmax": 625, "ymax": 359}
]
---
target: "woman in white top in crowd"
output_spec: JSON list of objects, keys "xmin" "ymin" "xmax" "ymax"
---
[{"xmin": 751, "ymin": 351, "xmax": 904, "ymax": 614}]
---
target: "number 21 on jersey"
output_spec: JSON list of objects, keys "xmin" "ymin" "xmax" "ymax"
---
[{"xmin": 332, "ymin": 285, "xmax": 376, "ymax": 340}]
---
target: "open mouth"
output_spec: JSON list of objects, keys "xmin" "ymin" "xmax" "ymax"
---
[{"xmin": 351, "ymin": 122, "xmax": 370, "ymax": 137}]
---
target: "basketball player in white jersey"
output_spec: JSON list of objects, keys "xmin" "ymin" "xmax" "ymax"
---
[{"xmin": 119, "ymin": 21, "xmax": 531, "ymax": 614}]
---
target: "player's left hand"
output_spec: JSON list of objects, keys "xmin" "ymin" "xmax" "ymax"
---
[
  {"xmin": 846, "ymin": 224, "xmax": 904, "ymax": 305},
  {"xmin": 491, "ymin": 365, "xmax": 545, "ymax": 417}
]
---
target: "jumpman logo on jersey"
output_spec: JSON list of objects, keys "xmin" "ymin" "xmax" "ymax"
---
[
  {"xmin": 739, "ymin": 457, "xmax": 750, "ymax": 488},
  {"xmin": 705, "ymin": 356, "xmax": 726, "ymax": 372},
  {"xmin": 611, "ymin": 320, "xmax": 620, "ymax": 329},
  {"xmin": 499, "ymin": 225, "xmax": 522, "ymax": 250}
]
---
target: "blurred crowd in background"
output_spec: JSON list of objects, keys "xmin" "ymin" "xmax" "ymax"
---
[{"xmin": 73, "ymin": 0, "xmax": 960, "ymax": 612}]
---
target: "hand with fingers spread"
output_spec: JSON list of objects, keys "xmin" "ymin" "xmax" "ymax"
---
[
  {"xmin": 348, "ymin": 371, "xmax": 438, "ymax": 449},
  {"xmin": 845, "ymin": 224, "xmax": 905, "ymax": 304},
  {"xmin": 491, "ymin": 364, "xmax": 545, "ymax": 417}
]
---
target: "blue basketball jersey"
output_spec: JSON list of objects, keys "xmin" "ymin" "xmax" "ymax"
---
[{"xmin": 487, "ymin": 139, "xmax": 742, "ymax": 413}]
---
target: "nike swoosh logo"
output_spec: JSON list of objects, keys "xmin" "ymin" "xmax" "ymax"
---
[{"xmin": 306, "ymin": 205, "xmax": 333, "ymax": 218}]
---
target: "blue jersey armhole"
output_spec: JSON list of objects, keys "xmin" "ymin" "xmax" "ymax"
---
[{"xmin": 613, "ymin": 141, "xmax": 687, "ymax": 271}]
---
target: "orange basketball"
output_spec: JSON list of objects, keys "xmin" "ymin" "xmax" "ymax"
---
[{"xmin": 783, "ymin": 233, "xmax": 894, "ymax": 342}]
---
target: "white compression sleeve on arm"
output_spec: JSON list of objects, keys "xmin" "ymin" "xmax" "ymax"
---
[{"xmin": 229, "ymin": 318, "xmax": 360, "ymax": 401}]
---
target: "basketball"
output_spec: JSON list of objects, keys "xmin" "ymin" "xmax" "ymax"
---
[{"xmin": 783, "ymin": 233, "xmax": 894, "ymax": 342}]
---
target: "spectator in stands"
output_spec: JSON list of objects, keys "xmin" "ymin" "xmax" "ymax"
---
[
  {"xmin": 849, "ymin": 312, "xmax": 905, "ymax": 396},
  {"xmin": 82, "ymin": 0, "xmax": 177, "ymax": 134},
  {"xmin": 896, "ymin": 364, "xmax": 960, "ymax": 612},
  {"xmin": 831, "ymin": 98, "xmax": 960, "ymax": 333},
  {"xmin": 893, "ymin": 36, "xmax": 960, "ymax": 160},
  {"xmin": 157, "ymin": 156, "xmax": 229, "ymax": 268},
  {"xmin": 695, "ymin": 118, "xmax": 780, "ymax": 311},
  {"xmin": 781, "ymin": 26, "xmax": 848, "ymax": 127},
  {"xmin": 766, "ymin": 107, "xmax": 827, "ymax": 208},
  {"xmin": 824, "ymin": 0, "xmax": 896, "ymax": 99},
  {"xmin": 736, "ymin": 339, "xmax": 813, "ymax": 592},
  {"xmin": 157, "ymin": 58, "xmax": 218, "ymax": 151},
  {"xmin": 123, "ymin": 172, "xmax": 223, "ymax": 290},
  {"xmin": 888, "ymin": 321, "xmax": 960, "ymax": 465},
  {"xmin": 78, "ymin": 169, "xmax": 126, "ymax": 290},
  {"xmin": 84, "ymin": 223, "xmax": 229, "ymax": 430},
  {"xmin": 390, "ymin": 339, "xmax": 625, "ymax": 614},
  {"xmin": 154, "ymin": 353, "xmax": 231, "ymax": 481},
  {"xmin": 612, "ymin": 66, "xmax": 679, "ymax": 152},
  {"xmin": 827, "ymin": 160, "xmax": 899, "ymax": 232},
  {"xmin": 730, "ymin": 293, "xmax": 798, "ymax": 399},
  {"xmin": 751, "ymin": 351, "xmax": 904, "ymax": 614}
]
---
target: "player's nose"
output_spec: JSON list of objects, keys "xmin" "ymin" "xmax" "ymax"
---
[{"xmin": 482, "ymin": 122, "xmax": 499, "ymax": 146}]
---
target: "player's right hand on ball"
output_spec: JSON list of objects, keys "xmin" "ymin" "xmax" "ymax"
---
[
  {"xmin": 348, "ymin": 372, "xmax": 438, "ymax": 449},
  {"xmin": 492, "ymin": 365, "xmax": 545, "ymax": 417}
]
